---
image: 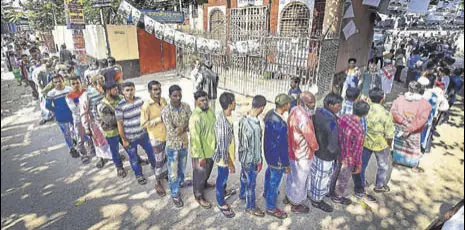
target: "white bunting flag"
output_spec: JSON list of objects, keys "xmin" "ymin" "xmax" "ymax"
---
[{"xmin": 343, "ymin": 20, "xmax": 357, "ymax": 40}]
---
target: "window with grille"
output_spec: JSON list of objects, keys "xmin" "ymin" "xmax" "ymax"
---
[
  {"xmin": 230, "ymin": 6, "xmax": 269, "ymax": 42},
  {"xmin": 311, "ymin": 0, "xmax": 326, "ymax": 37},
  {"xmin": 210, "ymin": 9, "xmax": 226, "ymax": 41},
  {"xmin": 279, "ymin": 2, "xmax": 311, "ymax": 38}
]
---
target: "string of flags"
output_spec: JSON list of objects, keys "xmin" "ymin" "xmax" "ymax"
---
[{"xmin": 117, "ymin": 0, "xmax": 262, "ymax": 55}]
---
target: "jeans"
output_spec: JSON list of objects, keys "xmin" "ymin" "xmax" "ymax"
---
[
  {"xmin": 361, "ymin": 147, "xmax": 390, "ymax": 190},
  {"xmin": 216, "ymin": 166, "xmax": 229, "ymax": 206},
  {"xmin": 264, "ymin": 167, "xmax": 285, "ymax": 210},
  {"xmin": 124, "ymin": 133, "xmax": 156, "ymax": 177},
  {"xmin": 106, "ymin": 135, "xmax": 123, "ymax": 168},
  {"xmin": 240, "ymin": 164, "xmax": 258, "ymax": 210},
  {"xmin": 166, "ymin": 147, "xmax": 188, "ymax": 197},
  {"xmin": 192, "ymin": 158, "xmax": 214, "ymax": 200},
  {"xmin": 57, "ymin": 121, "xmax": 74, "ymax": 150},
  {"xmin": 395, "ymin": 65, "xmax": 404, "ymax": 81}
]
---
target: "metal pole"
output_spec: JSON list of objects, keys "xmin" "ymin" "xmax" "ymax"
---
[
  {"xmin": 52, "ymin": 4, "xmax": 58, "ymax": 26},
  {"xmin": 100, "ymin": 7, "xmax": 111, "ymax": 57},
  {"xmin": 179, "ymin": 0, "xmax": 182, "ymax": 13}
]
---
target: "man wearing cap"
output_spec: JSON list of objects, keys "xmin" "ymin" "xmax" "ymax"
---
[
  {"xmin": 284, "ymin": 92, "xmax": 320, "ymax": 214},
  {"xmin": 263, "ymin": 94, "xmax": 291, "ymax": 219}
]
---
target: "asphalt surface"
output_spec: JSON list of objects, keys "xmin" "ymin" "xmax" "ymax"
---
[{"xmin": 1, "ymin": 71, "xmax": 464, "ymax": 230}]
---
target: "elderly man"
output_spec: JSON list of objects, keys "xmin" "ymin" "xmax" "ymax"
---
[
  {"xmin": 391, "ymin": 82, "xmax": 432, "ymax": 170},
  {"xmin": 284, "ymin": 92, "xmax": 319, "ymax": 214}
]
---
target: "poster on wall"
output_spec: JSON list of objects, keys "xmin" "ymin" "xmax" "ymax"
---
[
  {"xmin": 140, "ymin": 10, "xmax": 185, "ymax": 23},
  {"xmin": 164, "ymin": 27, "xmax": 175, "ymax": 44},
  {"xmin": 247, "ymin": 40, "xmax": 260, "ymax": 56},
  {"xmin": 174, "ymin": 31, "xmax": 186, "ymax": 47},
  {"xmin": 343, "ymin": 4, "xmax": 355, "ymax": 19},
  {"xmin": 362, "ymin": 0, "xmax": 381, "ymax": 7},
  {"xmin": 131, "ymin": 7, "xmax": 142, "ymax": 25},
  {"xmin": 235, "ymin": 41, "xmax": 249, "ymax": 55},
  {"xmin": 208, "ymin": 40, "xmax": 222, "ymax": 54},
  {"xmin": 118, "ymin": 0, "xmax": 133, "ymax": 18},
  {"xmin": 408, "ymin": 0, "xmax": 430, "ymax": 14},
  {"xmin": 197, "ymin": 37, "xmax": 210, "ymax": 53},
  {"xmin": 184, "ymin": 34, "xmax": 197, "ymax": 51},
  {"xmin": 343, "ymin": 20, "xmax": 357, "ymax": 40},
  {"xmin": 153, "ymin": 21, "xmax": 165, "ymax": 40},
  {"xmin": 237, "ymin": 0, "xmax": 263, "ymax": 7},
  {"xmin": 72, "ymin": 30, "xmax": 88, "ymax": 65},
  {"xmin": 144, "ymin": 16, "xmax": 155, "ymax": 34}
]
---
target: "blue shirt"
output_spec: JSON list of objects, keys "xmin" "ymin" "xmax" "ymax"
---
[
  {"xmin": 264, "ymin": 109, "xmax": 289, "ymax": 169},
  {"xmin": 288, "ymin": 87, "xmax": 302, "ymax": 112},
  {"xmin": 46, "ymin": 86, "xmax": 73, "ymax": 123}
]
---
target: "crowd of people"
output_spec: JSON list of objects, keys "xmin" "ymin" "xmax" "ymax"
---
[{"xmin": 3, "ymin": 30, "xmax": 464, "ymax": 221}]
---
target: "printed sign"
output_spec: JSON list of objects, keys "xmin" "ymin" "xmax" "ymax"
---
[
  {"xmin": 91, "ymin": 0, "xmax": 113, "ymax": 8},
  {"xmin": 65, "ymin": 0, "xmax": 85, "ymax": 29}
]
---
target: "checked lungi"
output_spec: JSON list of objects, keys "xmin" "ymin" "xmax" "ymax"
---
[
  {"xmin": 309, "ymin": 156, "xmax": 335, "ymax": 202},
  {"xmin": 150, "ymin": 139, "xmax": 168, "ymax": 180},
  {"xmin": 393, "ymin": 125, "xmax": 423, "ymax": 168}
]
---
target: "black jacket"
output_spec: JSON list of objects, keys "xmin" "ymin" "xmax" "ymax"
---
[{"xmin": 314, "ymin": 107, "xmax": 341, "ymax": 162}]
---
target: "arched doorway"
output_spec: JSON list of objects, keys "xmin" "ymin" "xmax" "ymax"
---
[
  {"xmin": 209, "ymin": 9, "xmax": 226, "ymax": 41},
  {"xmin": 279, "ymin": 2, "xmax": 311, "ymax": 38},
  {"xmin": 311, "ymin": 0, "xmax": 326, "ymax": 37}
]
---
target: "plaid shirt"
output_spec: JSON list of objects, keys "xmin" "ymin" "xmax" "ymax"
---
[
  {"xmin": 339, "ymin": 100, "xmax": 367, "ymax": 135},
  {"xmin": 338, "ymin": 115, "xmax": 365, "ymax": 168}
]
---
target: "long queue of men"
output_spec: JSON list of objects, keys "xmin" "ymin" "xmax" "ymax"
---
[{"xmin": 7, "ymin": 37, "xmax": 464, "ymax": 221}]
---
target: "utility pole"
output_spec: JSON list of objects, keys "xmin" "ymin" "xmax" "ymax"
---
[{"xmin": 100, "ymin": 7, "xmax": 111, "ymax": 57}]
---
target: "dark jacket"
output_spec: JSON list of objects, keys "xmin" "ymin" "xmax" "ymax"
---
[
  {"xmin": 263, "ymin": 109, "xmax": 289, "ymax": 169},
  {"xmin": 196, "ymin": 66, "xmax": 219, "ymax": 100},
  {"xmin": 314, "ymin": 107, "xmax": 341, "ymax": 162}
]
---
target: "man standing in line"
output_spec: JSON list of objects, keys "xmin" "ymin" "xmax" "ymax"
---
[
  {"xmin": 189, "ymin": 90, "xmax": 217, "ymax": 209},
  {"xmin": 284, "ymin": 92, "xmax": 319, "ymax": 213},
  {"xmin": 46, "ymin": 74, "xmax": 79, "ymax": 158},
  {"xmin": 195, "ymin": 61, "xmax": 219, "ymax": 113},
  {"xmin": 59, "ymin": 44, "xmax": 73, "ymax": 63},
  {"xmin": 263, "ymin": 94, "xmax": 292, "ymax": 219},
  {"xmin": 162, "ymin": 85, "xmax": 192, "ymax": 208},
  {"xmin": 361, "ymin": 88, "xmax": 395, "ymax": 193},
  {"xmin": 66, "ymin": 76, "xmax": 93, "ymax": 164},
  {"xmin": 288, "ymin": 77, "xmax": 302, "ymax": 112},
  {"xmin": 330, "ymin": 102, "xmax": 370, "ymax": 205},
  {"xmin": 116, "ymin": 82, "xmax": 158, "ymax": 185},
  {"xmin": 238, "ymin": 95, "xmax": 267, "ymax": 217},
  {"xmin": 98, "ymin": 82, "xmax": 127, "ymax": 178},
  {"xmin": 213, "ymin": 92, "xmax": 237, "ymax": 218},
  {"xmin": 311, "ymin": 93, "xmax": 343, "ymax": 212},
  {"xmin": 141, "ymin": 80, "xmax": 169, "ymax": 197},
  {"xmin": 80, "ymin": 75, "xmax": 113, "ymax": 168}
]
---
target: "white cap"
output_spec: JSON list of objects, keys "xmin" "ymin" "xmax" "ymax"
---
[{"xmin": 417, "ymin": 77, "xmax": 430, "ymax": 86}]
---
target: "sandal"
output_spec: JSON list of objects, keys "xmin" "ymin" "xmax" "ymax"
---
[
  {"xmin": 224, "ymin": 189, "xmax": 237, "ymax": 200},
  {"xmin": 196, "ymin": 198, "xmax": 212, "ymax": 209},
  {"xmin": 155, "ymin": 182, "xmax": 166, "ymax": 197},
  {"xmin": 139, "ymin": 158, "xmax": 149, "ymax": 165},
  {"xmin": 291, "ymin": 204, "xmax": 310, "ymax": 214},
  {"xmin": 96, "ymin": 158, "xmax": 105, "ymax": 169},
  {"xmin": 266, "ymin": 209, "xmax": 288, "ymax": 219},
  {"xmin": 218, "ymin": 205, "xmax": 236, "ymax": 218},
  {"xmin": 311, "ymin": 200, "xmax": 333, "ymax": 213},
  {"xmin": 373, "ymin": 185, "xmax": 391, "ymax": 193},
  {"xmin": 331, "ymin": 196, "xmax": 353, "ymax": 205},
  {"xmin": 173, "ymin": 196, "xmax": 184, "ymax": 208},
  {"xmin": 246, "ymin": 208, "xmax": 265, "ymax": 217},
  {"xmin": 136, "ymin": 176, "xmax": 147, "ymax": 185},
  {"xmin": 117, "ymin": 168, "xmax": 127, "ymax": 178},
  {"xmin": 69, "ymin": 148, "xmax": 80, "ymax": 158},
  {"xmin": 180, "ymin": 179, "xmax": 193, "ymax": 188},
  {"xmin": 81, "ymin": 156, "xmax": 90, "ymax": 164}
]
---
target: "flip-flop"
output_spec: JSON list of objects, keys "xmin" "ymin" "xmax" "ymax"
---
[
  {"xmin": 266, "ymin": 209, "xmax": 288, "ymax": 219},
  {"xmin": 218, "ymin": 205, "xmax": 235, "ymax": 218},
  {"xmin": 196, "ymin": 199, "xmax": 212, "ymax": 209},
  {"xmin": 155, "ymin": 183, "xmax": 166, "ymax": 197}
]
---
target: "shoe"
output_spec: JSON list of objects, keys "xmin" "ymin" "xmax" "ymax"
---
[
  {"xmin": 81, "ymin": 156, "xmax": 90, "ymax": 164},
  {"xmin": 179, "ymin": 179, "xmax": 193, "ymax": 188},
  {"xmin": 373, "ymin": 185, "xmax": 390, "ymax": 193},
  {"xmin": 266, "ymin": 209, "xmax": 288, "ymax": 219},
  {"xmin": 117, "ymin": 168, "xmax": 127, "ymax": 178},
  {"xmin": 196, "ymin": 198, "xmax": 212, "ymax": 209},
  {"xmin": 69, "ymin": 148, "xmax": 80, "ymax": 158},
  {"xmin": 331, "ymin": 196, "xmax": 353, "ymax": 205},
  {"xmin": 136, "ymin": 176, "xmax": 147, "ymax": 185},
  {"xmin": 96, "ymin": 158, "xmax": 105, "ymax": 168},
  {"xmin": 219, "ymin": 205, "xmax": 236, "ymax": 218},
  {"xmin": 291, "ymin": 204, "xmax": 310, "ymax": 214},
  {"xmin": 120, "ymin": 154, "xmax": 126, "ymax": 161},
  {"xmin": 173, "ymin": 196, "xmax": 184, "ymax": 208},
  {"xmin": 354, "ymin": 193, "xmax": 377, "ymax": 203},
  {"xmin": 283, "ymin": 196, "xmax": 290, "ymax": 205},
  {"xmin": 139, "ymin": 158, "xmax": 149, "ymax": 165},
  {"xmin": 39, "ymin": 119, "xmax": 46, "ymax": 125},
  {"xmin": 311, "ymin": 200, "xmax": 334, "ymax": 213}
]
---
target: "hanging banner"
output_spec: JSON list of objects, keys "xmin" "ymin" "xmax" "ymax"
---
[
  {"xmin": 197, "ymin": 37, "xmax": 210, "ymax": 53},
  {"xmin": 91, "ymin": 0, "xmax": 113, "ymax": 8},
  {"xmin": 64, "ymin": 0, "xmax": 85, "ymax": 30},
  {"xmin": 343, "ymin": 20, "xmax": 357, "ymax": 40},
  {"xmin": 184, "ymin": 34, "xmax": 197, "ymax": 51},
  {"xmin": 144, "ymin": 16, "xmax": 155, "ymax": 33},
  {"xmin": 407, "ymin": 0, "xmax": 430, "ymax": 14},
  {"xmin": 237, "ymin": 0, "xmax": 263, "ymax": 8},
  {"xmin": 131, "ymin": 7, "xmax": 142, "ymax": 25},
  {"xmin": 153, "ymin": 21, "xmax": 165, "ymax": 40},
  {"xmin": 140, "ymin": 10, "xmax": 185, "ymax": 23},
  {"xmin": 164, "ymin": 27, "xmax": 175, "ymax": 44},
  {"xmin": 118, "ymin": 0, "xmax": 133, "ymax": 18},
  {"xmin": 343, "ymin": 4, "xmax": 355, "ymax": 19},
  {"xmin": 174, "ymin": 31, "xmax": 186, "ymax": 47},
  {"xmin": 72, "ymin": 30, "xmax": 88, "ymax": 65},
  {"xmin": 362, "ymin": 0, "xmax": 381, "ymax": 7}
]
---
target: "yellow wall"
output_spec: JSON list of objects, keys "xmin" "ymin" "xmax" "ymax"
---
[{"xmin": 107, "ymin": 25, "xmax": 139, "ymax": 61}]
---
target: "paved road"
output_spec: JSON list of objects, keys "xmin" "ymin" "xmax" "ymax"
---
[{"xmin": 1, "ymin": 72, "xmax": 464, "ymax": 229}]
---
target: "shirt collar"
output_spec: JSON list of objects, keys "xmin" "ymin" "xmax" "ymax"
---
[
  {"xmin": 273, "ymin": 109, "xmax": 286, "ymax": 121},
  {"xmin": 148, "ymin": 97, "xmax": 165, "ymax": 106}
]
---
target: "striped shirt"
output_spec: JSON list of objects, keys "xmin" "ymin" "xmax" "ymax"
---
[
  {"xmin": 87, "ymin": 86, "xmax": 104, "ymax": 119},
  {"xmin": 115, "ymin": 97, "xmax": 146, "ymax": 142},
  {"xmin": 238, "ymin": 115, "xmax": 263, "ymax": 166},
  {"xmin": 46, "ymin": 86, "xmax": 73, "ymax": 123}
]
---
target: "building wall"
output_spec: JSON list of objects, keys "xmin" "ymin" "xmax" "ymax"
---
[
  {"xmin": 335, "ymin": 0, "xmax": 375, "ymax": 73},
  {"xmin": 106, "ymin": 25, "xmax": 140, "ymax": 79},
  {"xmin": 82, "ymin": 25, "xmax": 107, "ymax": 60},
  {"xmin": 137, "ymin": 28, "xmax": 176, "ymax": 75},
  {"xmin": 52, "ymin": 26, "xmax": 74, "ymax": 52}
]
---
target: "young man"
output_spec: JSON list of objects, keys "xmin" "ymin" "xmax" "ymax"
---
[
  {"xmin": 189, "ymin": 90, "xmax": 217, "ymax": 209},
  {"xmin": 311, "ymin": 93, "xmax": 343, "ymax": 212},
  {"xmin": 140, "ymin": 80, "xmax": 169, "ymax": 197},
  {"xmin": 238, "ymin": 95, "xmax": 267, "ymax": 217},
  {"xmin": 115, "ymin": 82, "xmax": 157, "ymax": 185},
  {"xmin": 194, "ymin": 62, "xmax": 219, "ymax": 112},
  {"xmin": 46, "ymin": 74, "xmax": 79, "ymax": 158},
  {"xmin": 361, "ymin": 88, "xmax": 396, "ymax": 193},
  {"xmin": 80, "ymin": 74, "xmax": 113, "ymax": 168},
  {"xmin": 161, "ymin": 85, "xmax": 192, "ymax": 208},
  {"xmin": 263, "ymin": 94, "xmax": 292, "ymax": 219},
  {"xmin": 59, "ymin": 44, "xmax": 73, "ymax": 63},
  {"xmin": 66, "ymin": 76, "xmax": 94, "ymax": 164},
  {"xmin": 98, "ymin": 82, "xmax": 126, "ymax": 178},
  {"xmin": 284, "ymin": 92, "xmax": 319, "ymax": 213},
  {"xmin": 341, "ymin": 58, "xmax": 361, "ymax": 99},
  {"xmin": 394, "ymin": 44, "xmax": 406, "ymax": 83},
  {"xmin": 380, "ymin": 58, "xmax": 397, "ymax": 95},
  {"xmin": 107, "ymin": 56, "xmax": 124, "ymax": 88},
  {"xmin": 288, "ymin": 77, "xmax": 302, "ymax": 112},
  {"xmin": 213, "ymin": 92, "xmax": 237, "ymax": 218},
  {"xmin": 331, "ymin": 101, "xmax": 370, "ymax": 205},
  {"xmin": 391, "ymin": 82, "xmax": 432, "ymax": 171}
]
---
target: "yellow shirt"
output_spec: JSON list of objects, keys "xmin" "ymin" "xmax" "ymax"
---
[
  {"xmin": 141, "ymin": 97, "xmax": 167, "ymax": 142},
  {"xmin": 364, "ymin": 103, "xmax": 395, "ymax": 151},
  {"xmin": 217, "ymin": 117, "xmax": 236, "ymax": 167}
]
